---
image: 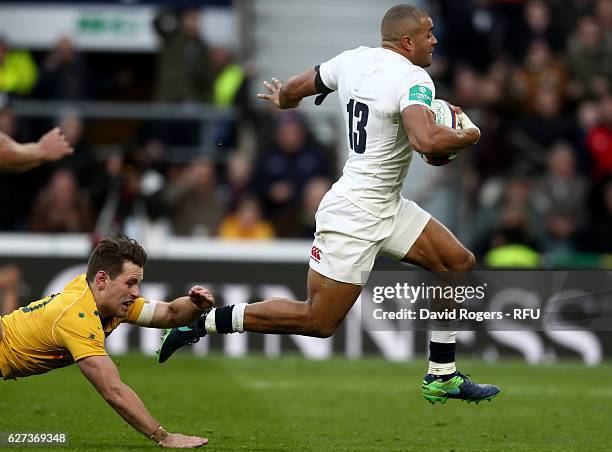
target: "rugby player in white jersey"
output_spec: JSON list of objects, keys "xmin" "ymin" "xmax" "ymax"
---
[{"xmin": 158, "ymin": 4, "xmax": 499, "ymax": 404}]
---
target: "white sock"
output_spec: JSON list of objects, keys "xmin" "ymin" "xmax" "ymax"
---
[
  {"xmin": 232, "ymin": 303, "xmax": 247, "ymax": 333},
  {"xmin": 427, "ymin": 361, "xmax": 457, "ymax": 376},
  {"xmin": 428, "ymin": 330, "xmax": 457, "ymax": 376},
  {"xmin": 431, "ymin": 330, "xmax": 457, "ymax": 343}
]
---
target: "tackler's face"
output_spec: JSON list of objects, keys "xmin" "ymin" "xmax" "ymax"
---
[
  {"xmin": 100, "ymin": 261, "xmax": 143, "ymax": 318},
  {"xmin": 412, "ymin": 17, "xmax": 437, "ymax": 68}
]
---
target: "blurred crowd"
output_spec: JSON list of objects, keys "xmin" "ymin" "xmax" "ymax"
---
[
  {"xmin": 428, "ymin": 0, "xmax": 612, "ymax": 265},
  {"xmin": 0, "ymin": 1, "xmax": 610, "ymax": 266},
  {"xmin": 0, "ymin": 6, "xmax": 335, "ymax": 242}
]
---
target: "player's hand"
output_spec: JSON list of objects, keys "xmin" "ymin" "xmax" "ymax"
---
[
  {"xmin": 158, "ymin": 433, "xmax": 208, "ymax": 448},
  {"xmin": 189, "ymin": 285, "xmax": 215, "ymax": 311},
  {"xmin": 449, "ymin": 104, "xmax": 463, "ymax": 116},
  {"xmin": 257, "ymin": 78, "xmax": 283, "ymax": 108},
  {"xmin": 456, "ymin": 112, "xmax": 481, "ymax": 144},
  {"xmin": 38, "ymin": 127, "xmax": 74, "ymax": 162}
]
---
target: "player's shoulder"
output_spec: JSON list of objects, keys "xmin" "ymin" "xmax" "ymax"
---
[
  {"xmin": 46, "ymin": 276, "xmax": 97, "ymax": 326},
  {"xmin": 371, "ymin": 49, "xmax": 433, "ymax": 84},
  {"xmin": 330, "ymin": 45, "xmax": 372, "ymax": 62},
  {"xmin": 397, "ymin": 61, "xmax": 433, "ymax": 85}
]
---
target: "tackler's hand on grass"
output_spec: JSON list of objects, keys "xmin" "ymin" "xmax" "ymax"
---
[{"xmin": 159, "ymin": 432, "xmax": 208, "ymax": 448}]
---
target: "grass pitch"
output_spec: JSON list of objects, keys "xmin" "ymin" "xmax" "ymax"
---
[{"xmin": 1, "ymin": 354, "xmax": 611, "ymax": 451}]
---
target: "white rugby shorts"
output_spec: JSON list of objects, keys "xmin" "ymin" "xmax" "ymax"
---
[{"xmin": 309, "ymin": 189, "xmax": 431, "ymax": 285}]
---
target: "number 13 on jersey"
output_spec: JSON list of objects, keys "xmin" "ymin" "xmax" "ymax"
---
[{"xmin": 346, "ymin": 99, "xmax": 369, "ymax": 154}]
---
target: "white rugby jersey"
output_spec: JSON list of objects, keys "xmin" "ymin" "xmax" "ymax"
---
[{"xmin": 319, "ymin": 46, "xmax": 435, "ymax": 218}]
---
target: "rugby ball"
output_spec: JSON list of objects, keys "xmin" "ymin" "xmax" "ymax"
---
[{"xmin": 420, "ymin": 99, "xmax": 458, "ymax": 166}]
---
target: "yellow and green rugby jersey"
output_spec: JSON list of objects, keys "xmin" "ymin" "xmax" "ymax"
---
[{"xmin": 0, "ymin": 274, "xmax": 145, "ymax": 380}]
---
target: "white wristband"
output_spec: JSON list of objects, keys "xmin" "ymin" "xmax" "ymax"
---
[{"xmin": 204, "ymin": 308, "xmax": 217, "ymax": 334}]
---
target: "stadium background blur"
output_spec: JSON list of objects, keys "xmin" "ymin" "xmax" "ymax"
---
[
  {"xmin": 0, "ymin": 0, "xmax": 611, "ymax": 363},
  {"xmin": 2, "ymin": 2, "xmax": 612, "ymax": 450}
]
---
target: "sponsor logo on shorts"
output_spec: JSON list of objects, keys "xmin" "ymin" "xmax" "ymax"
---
[{"xmin": 310, "ymin": 246, "xmax": 322, "ymax": 263}]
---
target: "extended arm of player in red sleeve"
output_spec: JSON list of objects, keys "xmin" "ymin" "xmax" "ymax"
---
[
  {"xmin": 146, "ymin": 285, "xmax": 215, "ymax": 329},
  {"xmin": 0, "ymin": 128, "xmax": 73, "ymax": 173},
  {"xmin": 401, "ymin": 105, "xmax": 480, "ymax": 157},
  {"xmin": 77, "ymin": 355, "xmax": 207, "ymax": 448}
]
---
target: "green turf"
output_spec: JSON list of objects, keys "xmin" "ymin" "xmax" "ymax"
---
[{"xmin": 1, "ymin": 354, "xmax": 611, "ymax": 451}]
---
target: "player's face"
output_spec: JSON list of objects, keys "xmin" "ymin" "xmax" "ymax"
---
[
  {"xmin": 103, "ymin": 261, "xmax": 143, "ymax": 318},
  {"xmin": 413, "ymin": 17, "xmax": 437, "ymax": 67}
]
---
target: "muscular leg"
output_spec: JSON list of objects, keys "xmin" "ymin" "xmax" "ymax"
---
[
  {"xmin": 244, "ymin": 268, "xmax": 362, "ymax": 338},
  {"xmin": 157, "ymin": 247, "xmax": 365, "ymax": 362},
  {"xmin": 243, "ymin": 218, "xmax": 473, "ymax": 339},
  {"xmin": 402, "ymin": 217, "xmax": 474, "ymax": 271},
  {"xmin": 403, "ymin": 217, "xmax": 474, "ymax": 379}
]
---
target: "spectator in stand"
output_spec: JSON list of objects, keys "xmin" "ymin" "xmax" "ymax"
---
[
  {"xmin": 211, "ymin": 47, "xmax": 249, "ymax": 151},
  {"xmin": 433, "ymin": 0, "xmax": 510, "ymax": 71},
  {"xmin": 566, "ymin": 16, "xmax": 612, "ymax": 100},
  {"xmin": 300, "ymin": 177, "xmax": 332, "ymax": 239},
  {"xmin": 474, "ymin": 175, "xmax": 542, "ymax": 257},
  {"xmin": 89, "ymin": 143, "xmax": 167, "ymax": 239},
  {"xmin": 253, "ymin": 112, "xmax": 332, "ymax": 237},
  {"xmin": 573, "ymin": 99, "xmax": 601, "ymax": 174},
  {"xmin": 481, "ymin": 204, "xmax": 541, "ymax": 268},
  {"xmin": 533, "ymin": 142, "xmax": 588, "ymax": 220},
  {"xmin": 224, "ymin": 153, "xmax": 253, "ymax": 211},
  {"xmin": 154, "ymin": 8, "xmax": 213, "ymax": 103},
  {"xmin": 595, "ymin": 0, "xmax": 612, "ymax": 41},
  {"xmin": 218, "ymin": 196, "xmax": 274, "ymax": 240},
  {"xmin": 29, "ymin": 168, "xmax": 95, "ymax": 233},
  {"xmin": 511, "ymin": 40, "xmax": 568, "ymax": 114},
  {"xmin": 153, "ymin": 8, "xmax": 213, "ymax": 146},
  {"xmin": 0, "ymin": 36, "xmax": 37, "ymax": 96},
  {"xmin": 533, "ymin": 143, "xmax": 588, "ymax": 254},
  {"xmin": 584, "ymin": 177, "xmax": 612, "ymax": 252},
  {"xmin": 164, "ymin": 158, "xmax": 224, "ymax": 236},
  {"xmin": 586, "ymin": 94, "xmax": 612, "ymax": 179},
  {"xmin": 50, "ymin": 110, "xmax": 97, "ymax": 190},
  {"xmin": 0, "ymin": 264, "xmax": 21, "ymax": 316},
  {"xmin": 36, "ymin": 36, "xmax": 89, "ymax": 100},
  {"xmin": 513, "ymin": 87, "xmax": 573, "ymax": 174},
  {"xmin": 452, "ymin": 65, "xmax": 482, "ymax": 110},
  {"xmin": 515, "ymin": 0, "xmax": 566, "ymax": 61},
  {"xmin": 123, "ymin": 139, "xmax": 168, "ymax": 231},
  {"xmin": 466, "ymin": 63, "xmax": 516, "ymax": 198}
]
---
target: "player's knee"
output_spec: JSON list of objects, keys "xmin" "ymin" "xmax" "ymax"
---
[
  {"xmin": 447, "ymin": 250, "xmax": 475, "ymax": 272},
  {"xmin": 301, "ymin": 311, "xmax": 338, "ymax": 338},
  {"xmin": 308, "ymin": 323, "xmax": 336, "ymax": 338}
]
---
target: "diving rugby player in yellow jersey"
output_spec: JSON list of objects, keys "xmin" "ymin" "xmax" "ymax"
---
[{"xmin": 0, "ymin": 236, "xmax": 212, "ymax": 449}]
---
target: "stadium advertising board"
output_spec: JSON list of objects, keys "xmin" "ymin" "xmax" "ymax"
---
[
  {"xmin": 2, "ymin": 251, "xmax": 610, "ymax": 364},
  {"xmin": 0, "ymin": 3, "xmax": 235, "ymax": 51}
]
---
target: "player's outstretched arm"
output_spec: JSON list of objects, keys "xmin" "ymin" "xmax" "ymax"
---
[
  {"xmin": 257, "ymin": 68, "xmax": 318, "ymax": 109},
  {"xmin": 402, "ymin": 105, "xmax": 480, "ymax": 157},
  {"xmin": 147, "ymin": 285, "xmax": 215, "ymax": 329},
  {"xmin": 0, "ymin": 128, "xmax": 73, "ymax": 173},
  {"xmin": 77, "ymin": 355, "xmax": 208, "ymax": 448}
]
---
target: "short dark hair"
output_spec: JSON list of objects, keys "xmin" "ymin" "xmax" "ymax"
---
[
  {"xmin": 381, "ymin": 4, "xmax": 429, "ymax": 42},
  {"xmin": 86, "ymin": 235, "xmax": 147, "ymax": 283}
]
